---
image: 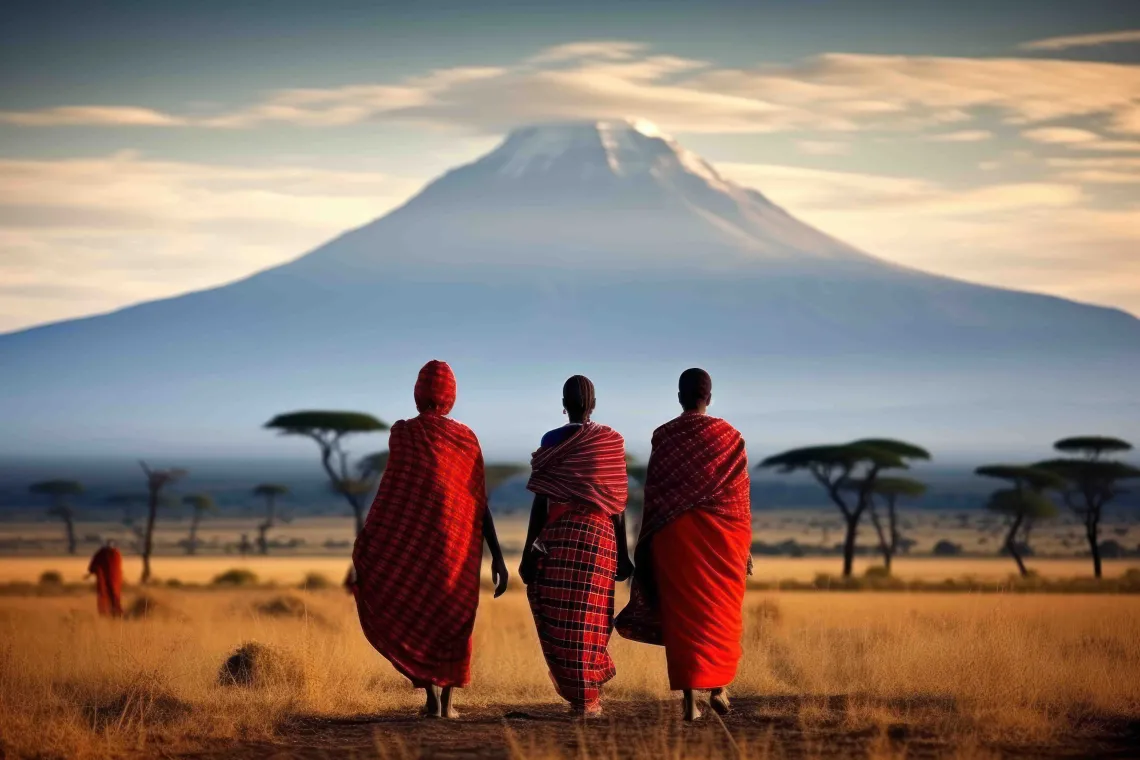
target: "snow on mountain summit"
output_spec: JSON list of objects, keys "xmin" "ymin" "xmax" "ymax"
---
[{"xmin": 486, "ymin": 118, "xmax": 730, "ymax": 191}]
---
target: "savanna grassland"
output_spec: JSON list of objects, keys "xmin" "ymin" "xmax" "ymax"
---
[{"xmin": 2, "ymin": 575, "xmax": 1140, "ymax": 760}]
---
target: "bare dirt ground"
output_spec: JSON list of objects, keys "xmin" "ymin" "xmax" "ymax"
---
[{"xmin": 182, "ymin": 698, "xmax": 1140, "ymax": 760}]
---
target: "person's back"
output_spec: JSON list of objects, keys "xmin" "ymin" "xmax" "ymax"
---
[
  {"xmin": 615, "ymin": 368, "xmax": 751, "ymax": 720},
  {"xmin": 352, "ymin": 360, "xmax": 509, "ymax": 719},
  {"xmin": 87, "ymin": 541, "xmax": 123, "ymax": 617},
  {"xmin": 521, "ymin": 376, "xmax": 633, "ymax": 716}
]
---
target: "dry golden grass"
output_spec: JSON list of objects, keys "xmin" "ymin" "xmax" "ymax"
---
[
  {"xmin": 4, "ymin": 553, "xmax": 1139, "ymax": 586},
  {"xmin": 1, "ymin": 586, "xmax": 1139, "ymax": 759}
]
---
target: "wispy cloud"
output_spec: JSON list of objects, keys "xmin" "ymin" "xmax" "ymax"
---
[
  {"xmin": 0, "ymin": 106, "xmax": 186, "ymax": 127},
  {"xmin": 0, "ymin": 154, "xmax": 420, "ymax": 331},
  {"xmin": 924, "ymin": 130, "xmax": 993, "ymax": 142},
  {"xmin": 1019, "ymin": 29, "xmax": 1140, "ymax": 52},
  {"xmin": 795, "ymin": 140, "xmax": 849, "ymax": 155},
  {"xmin": 4, "ymin": 42, "xmax": 1139, "ymax": 143}
]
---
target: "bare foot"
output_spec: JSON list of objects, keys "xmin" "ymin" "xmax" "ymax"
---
[
  {"xmin": 573, "ymin": 703, "xmax": 603, "ymax": 719},
  {"xmin": 422, "ymin": 685, "xmax": 443, "ymax": 719},
  {"xmin": 440, "ymin": 687, "xmax": 460, "ymax": 720},
  {"xmin": 682, "ymin": 690, "xmax": 702, "ymax": 722},
  {"xmin": 710, "ymin": 688, "xmax": 731, "ymax": 716}
]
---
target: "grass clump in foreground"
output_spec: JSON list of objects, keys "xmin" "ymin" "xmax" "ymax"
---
[{"xmin": 210, "ymin": 568, "xmax": 259, "ymax": 587}]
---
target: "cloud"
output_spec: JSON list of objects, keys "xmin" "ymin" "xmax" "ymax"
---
[
  {"xmin": 795, "ymin": 140, "xmax": 849, "ymax": 155},
  {"xmin": 923, "ymin": 130, "xmax": 993, "ymax": 142},
  {"xmin": 0, "ymin": 106, "xmax": 185, "ymax": 127},
  {"xmin": 718, "ymin": 160, "xmax": 1137, "ymax": 313},
  {"xmin": 1022, "ymin": 127, "xmax": 1101, "ymax": 144},
  {"xmin": 0, "ymin": 155, "xmax": 420, "ymax": 332},
  {"xmin": 527, "ymin": 40, "xmax": 646, "ymax": 64},
  {"xmin": 1019, "ymin": 29, "xmax": 1140, "ymax": 52},
  {"xmin": 5, "ymin": 42, "xmax": 1139, "ymax": 142}
]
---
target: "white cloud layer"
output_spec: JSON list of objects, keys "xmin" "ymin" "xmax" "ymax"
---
[
  {"xmin": 3, "ymin": 42, "xmax": 1139, "ymax": 141},
  {"xmin": 0, "ymin": 155, "xmax": 420, "ymax": 331},
  {"xmin": 1019, "ymin": 29, "xmax": 1140, "ymax": 51}
]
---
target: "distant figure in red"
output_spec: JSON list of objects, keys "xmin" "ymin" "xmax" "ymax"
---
[
  {"xmin": 352, "ymin": 360, "xmax": 509, "ymax": 719},
  {"xmin": 615, "ymin": 368, "xmax": 752, "ymax": 721},
  {"xmin": 86, "ymin": 539, "xmax": 124, "ymax": 618},
  {"xmin": 521, "ymin": 376, "xmax": 633, "ymax": 716}
]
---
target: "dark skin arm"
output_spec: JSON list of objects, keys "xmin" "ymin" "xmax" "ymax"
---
[
  {"xmin": 483, "ymin": 505, "xmax": 509, "ymax": 597},
  {"xmin": 612, "ymin": 512, "xmax": 634, "ymax": 581},
  {"xmin": 519, "ymin": 493, "xmax": 548, "ymax": 586}
]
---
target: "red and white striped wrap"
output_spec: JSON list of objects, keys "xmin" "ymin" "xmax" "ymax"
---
[{"xmin": 527, "ymin": 423, "xmax": 629, "ymax": 515}]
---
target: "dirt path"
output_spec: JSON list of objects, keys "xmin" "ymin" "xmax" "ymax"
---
[{"xmin": 180, "ymin": 698, "xmax": 1140, "ymax": 759}]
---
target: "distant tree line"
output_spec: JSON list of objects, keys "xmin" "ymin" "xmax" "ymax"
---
[{"xmin": 20, "ymin": 405, "xmax": 1140, "ymax": 584}]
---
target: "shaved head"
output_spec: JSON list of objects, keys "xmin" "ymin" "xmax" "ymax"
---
[{"xmin": 678, "ymin": 368, "xmax": 712, "ymax": 411}]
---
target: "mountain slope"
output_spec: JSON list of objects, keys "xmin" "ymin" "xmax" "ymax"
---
[{"xmin": 2, "ymin": 119, "xmax": 1138, "ymax": 458}]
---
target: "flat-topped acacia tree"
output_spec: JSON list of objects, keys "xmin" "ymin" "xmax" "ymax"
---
[
  {"xmin": 264, "ymin": 411, "xmax": 389, "ymax": 536},
  {"xmin": 976, "ymin": 465, "xmax": 1064, "ymax": 577},
  {"xmin": 139, "ymin": 462, "xmax": 187, "ymax": 584},
  {"xmin": 1035, "ymin": 437, "xmax": 1140, "ymax": 579},
  {"xmin": 29, "ymin": 480, "xmax": 83, "ymax": 555},
  {"xmin": 252, "ymin": 484, "xmax": 289, "ymax": 555},
  {"xmin": 759, "ymin": 439, "xmax": 930, "ymax": 577},
  {"xmin": 182, "ymin": 493, "xmax": 218, "ymax": 556},
  {"xmin": 847, "ymin": 476, "xmax": 926, "ymax": 573}
]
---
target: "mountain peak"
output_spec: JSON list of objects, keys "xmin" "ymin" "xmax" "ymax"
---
[{"xmin": 488, "ymin": 117, "xmax": 728, "ymax": 189}]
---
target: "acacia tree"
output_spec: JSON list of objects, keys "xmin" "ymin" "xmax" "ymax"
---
[
  {"xmin": 29, "ymin": 480, "xmax": 84, "ymax": 555},
  {"xmin": 855, "ymin": 476, "xmax": 926, "ymax": 573},
  {"xmin": 264, "ymin": 411, "xmax": 389, "ymax": 535},
  {"xmin": 139, "ymin": 461, "xmax": 187, "ymax": 583},
  {"xmin": 182, "ymin": 493, "xmax": 218, "ymax": 556},
  {"xmin": 1035, "ymin": 437, "xmax": 1140, "ymax": 578},
  {"xmin": 976, "ymin": 465, "xmax": 1063, "ymax": 577},
  {"xmin": 253, "ymin": 484, "xmax": 289, "ymax": 555},
  {"xmin": 760, "ymin": 439, "xmax": 930, "ymax": 577}
]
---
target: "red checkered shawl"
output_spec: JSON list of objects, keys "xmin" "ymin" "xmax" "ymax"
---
[
  {"xmin": 352, "ymin": 411, "xmax": 487, "ymax": 687},
  {"xmin": 615, "ymin": 412, "xmax": 750, "ymax": 644},
  {"xmin": 527, "ymin": 423, "xmax": 628, "ymax": 516}
]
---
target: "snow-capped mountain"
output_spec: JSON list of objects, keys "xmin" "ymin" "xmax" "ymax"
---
[{"xmin": 2, "ymin": 120, "xmax": 1138, "ymax": 459}]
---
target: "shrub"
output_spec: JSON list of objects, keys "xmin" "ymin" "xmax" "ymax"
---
[
  {"xmin": 211, "ymin": 568, "xmax": 259, "ymax": 587},
  {"xmin": 39, "ymin": 570, "xmax": 63, "ymax": 585},
  {"xmin": 864, "ymin": 565, "xmax": 891, "ymax": 579},
  {"xmin": 932, "ymin": 540, "xmax": 963, "ymax": 557},
  {"xmin": 299, "ymin": 572, "xmax": 332, "ymax": 591},
  {"xmin": 217, "ymin": 642, "xmax": 304, "ymax": 688}
]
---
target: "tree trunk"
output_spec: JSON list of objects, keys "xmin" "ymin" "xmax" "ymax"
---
[
  {"xmin": 886, "ymin": 499, "xmax": 900, "ymax": 572},
  {"xmin": 352, "ymin": 499, "xmax": 365, "ymax": 537},
  {"xmin": 257, "ymin": 494, "xmax": 274, "ymax": 553},
  {"xmin": 1004, "ymin": 513, "xmax": 1027, "ymax": 577},
  {"xmin": 187, "ymin": 512, "xmax": 200, "ymax": 556},
  {"xmin": 142, "ymin": 491, "xmax": 157, "ymax": 584},
  {"xmin": 1087, "ymin": 517, "xmax": 1102, "ymax": 579},
  {"xmin": 61, "ymin": 508, "xmax": 77, "ymax": 555},
  {"xmin": 868, "ymin": 504, "xmax": 891, "ymax": 571},
  {"xmin": 841, "ymin": 514, "xmax": 860, "ymax": 577}
]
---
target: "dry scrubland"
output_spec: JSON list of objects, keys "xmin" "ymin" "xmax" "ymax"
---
[{"xmin": 1, "ymin": 587, "xmax": 1139, "ymax": 759}]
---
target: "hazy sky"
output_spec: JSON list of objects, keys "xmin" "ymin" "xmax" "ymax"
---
[{"xmin": 2, "ymin": 0, "xmax": 1139, "ymax": 332}]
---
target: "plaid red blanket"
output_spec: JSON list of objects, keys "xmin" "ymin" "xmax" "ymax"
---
[
  {"xmin": 352, "ymin": 361, "xmax": 487, "ymax": 688},
  {"xmin": 527, "ymin": 507, "xmax": 619, "ymax": 709},
  {"xmin": 615, "ymin": 412, "xmax": 750, "ymax": 645},
  {"xmin": 527, "ymin": 422, "xmax": 628, "ymax": 515}
]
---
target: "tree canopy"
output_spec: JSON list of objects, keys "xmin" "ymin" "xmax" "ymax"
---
[
  {"xmin": 265, "ymin": 411, "xmax": 389, "ymax": 436},
  {"xmin": 484, "ymin": 463, "xmax": 527, "ymax": 495},
  {"xmin": 862, "ymin": 476, "xmax": 928, "ymax": 499},
  {"xmin": 183, "ymin": 493, "xmax": 218, "ymax": 513},
  {"xmin": 29, "ymin": 480, "xmax": 84, "ymax": 498},
  {"xmin": 1054, "ymin": 436, "xmax": 1133, "ymax": 459},
  {"xmin": 975, "ymin": 464, "xmax": 1066, "ymax": 491},
  {"xmin": 253, "ymin": 484, "xmax": 289, "ymax": 498},
  {"xmin": 987, "ymin": 488, "xmax": 1058, "ymax": 520}
]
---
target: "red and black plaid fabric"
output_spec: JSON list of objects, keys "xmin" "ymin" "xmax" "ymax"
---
[
  {"xmin": 615, "ymin": 412, "xmax": 750, "ymax": 645},
  {"xmin": 352, "ymin": 361, "xmax": 487, "ymax": 688},
  {"xmin": 527, "ymin": 423, "xmax": 628, "ymax": 515},
  {"xmin": 527, "ymin": 506, "xmax": 618, "ymax": 709}
]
